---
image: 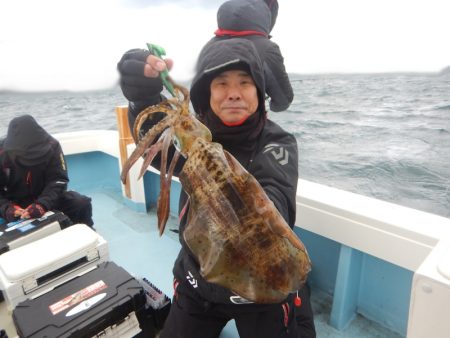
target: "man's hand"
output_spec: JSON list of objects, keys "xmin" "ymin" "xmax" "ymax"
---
[
  {"xmin": 117, "ymin": 49, "xmax": 173, "ymax": 102},
  {"xmin": 21, "ymin": 203, "xmax": 46, "ymax": 219},
  {"xmin": 5, "ymin": 204, "xmax": 25, "ymax": 222}
]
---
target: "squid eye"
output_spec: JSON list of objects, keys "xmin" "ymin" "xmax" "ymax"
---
[{"xmin": 173, "ymin": 136, "xmax": 182, "ymax": 152}]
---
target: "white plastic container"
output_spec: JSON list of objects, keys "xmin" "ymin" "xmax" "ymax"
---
[{"xmin": 0, "ymin": 224, "xmax": 108, "ymax": 310}]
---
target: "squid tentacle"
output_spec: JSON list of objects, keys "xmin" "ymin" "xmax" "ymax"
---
[
  {"xmin": 157, "ymin": 130, "xmax": 174, "ymax": 235},
  {"xmin": 167, "ymin": 76, "xmax": 189, "ymax": 102},
  {"xmin": 121, "ymin": 115, "xmax": 172, "ymax": 184},
  {"xmin": 122, "ymin": 77, "xmax": 201, "ymax": 235},
  {"xmin": 133, "ymin": 104, "xmax": 175, "ymax": 141},
  {"xmin": 157, "ymin": 149, "xmax": 180, "ymax": 236},
  {"xmin": 174, "ymin": 84, "xmax": 190, "ymax": 114},
  {"xmin": 137, "ymin": 138, "xmax": 164, "ymax": 180}
]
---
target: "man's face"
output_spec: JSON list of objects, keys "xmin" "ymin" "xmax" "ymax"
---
[{"xmin": 209, "ymin": 69, "xmax": 259, "ymax": 126}]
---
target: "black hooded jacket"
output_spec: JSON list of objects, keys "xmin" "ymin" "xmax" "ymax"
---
[
  {"xmin": 198, "ymin": 0, "xmax": 294, "ymax": 112},
  {"xmin": 177, "ymin": 38, "xmax": 299, "ymax": 304},
  {"xmin": 0, "ymin": 115, "xmax": 69, "ymax": 218}
]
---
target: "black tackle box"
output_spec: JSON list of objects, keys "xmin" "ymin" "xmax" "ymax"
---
[
  {"xmin": 0, "ymin": 211, "xmax": 72, "ymax": 255},
  {"xmin": 12, "ymin": 261, "xmax": 155, "ymax": 337}
]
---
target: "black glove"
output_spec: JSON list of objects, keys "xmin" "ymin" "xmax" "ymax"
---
[
  {"xmin": 23, "ymin": 203, "xmax": 46, "ymax": 219},
  {"xmin": 117, "ymin": 49, "xmax": 164, "ymax": 102},
  {"xmin": 4, "ymin": 204, "xmax": 22, "ymax": 222}
]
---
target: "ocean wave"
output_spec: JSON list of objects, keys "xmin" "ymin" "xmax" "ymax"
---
[
  {"xmin": 63, "ymin": 105, "xmax": 84, "ymax": 111},
  {"xmin": 434, "ymin": 104, "xmax": 450, "ymax": 111},
  {"xmin": 1, "ymin": 74, "xmax": 449, "ymax": 219}
]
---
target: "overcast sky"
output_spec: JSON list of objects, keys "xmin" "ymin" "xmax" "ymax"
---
[{"xmin": 0, "ymin": 0, "xmax": 449, "ymax": 91}]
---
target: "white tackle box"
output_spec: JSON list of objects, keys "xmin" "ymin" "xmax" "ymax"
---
[{"xmin": 0, "ymin": 223, "xmax": 108, "ymax": 310}]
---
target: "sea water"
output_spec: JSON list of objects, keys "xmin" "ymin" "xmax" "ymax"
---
[{"xmin": 1, "ymin": 72, "xmax": 449, "ymax": 218}]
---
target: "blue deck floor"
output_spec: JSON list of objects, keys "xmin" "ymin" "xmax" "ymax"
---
[{"xmin": 87, "ymin": 187, "xmax": 404, "ymax": 338}]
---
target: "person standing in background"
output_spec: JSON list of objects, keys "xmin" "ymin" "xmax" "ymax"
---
[{"xmin": 198, "ymin": 0, "xmax": 294, "ymax": 113}]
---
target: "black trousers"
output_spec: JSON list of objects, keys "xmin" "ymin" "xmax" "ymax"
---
[
  {"xmin": 295, "ymin": 284, "xmax": 316, "ymax": 338},
  {"xmin": 159, "ymin": 283, "xmax": 316, "ymax": 338},
  {"xmin": 54, "ymin": 190, "xmax": 93, "ymax": 226},
  {"xmin": 159, "ymin": 281, "xmax": 316, "ymax": 338}
]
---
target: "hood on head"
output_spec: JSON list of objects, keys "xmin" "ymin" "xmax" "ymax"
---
[
  {"xmin": 217, "ymin": 0, "xmax": 271, "ymax": 35},
  {"xmin": 263, "ymin": 0, "xmax": 279, "ymax": 32},
  {"xmin": 4, "ymin": 115, "xmax": 53, "ymax": 166},
  {"xmin": 191, "ymin": 38, "xmax": 266, "ymax": 120}
]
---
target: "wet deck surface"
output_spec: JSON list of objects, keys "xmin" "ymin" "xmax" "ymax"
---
[{"xmin": 0, "ymin": 187, "xmax": 404, "ymax": 337}]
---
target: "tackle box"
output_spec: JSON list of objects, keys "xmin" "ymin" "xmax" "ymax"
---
[
  {"xmin": 138, "ymin": 277, "xmax": 171, "ymax": 332},
  {"xmin": 0, "ymin": 224, "xmax": 108, "ymax": 310},
  {"xmin": 0, "ymin": 211, "xmax": 72, "ymax": 255},
  {"xmin": 13, "ymin": 261, "xmax": 152, "ymax": 338}
]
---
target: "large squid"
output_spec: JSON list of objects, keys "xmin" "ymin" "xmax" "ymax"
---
[{"xmin": 121, "ymin": 79, "xmax": 311, "ymax": 303}]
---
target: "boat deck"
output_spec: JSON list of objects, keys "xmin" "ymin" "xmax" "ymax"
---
[{"xmin": 0, "ymin": 186, "xmax": 404, "ymax": 337}]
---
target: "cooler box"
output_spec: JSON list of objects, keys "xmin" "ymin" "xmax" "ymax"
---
[
  {"xmin": 13, "ymin": 261, "xmax": 152, "ymax": 338},
  {"xmin": 0, "ymin": 211, "xmax": 72, "ymax": 254},
  {"xmin": 0, "ymin": 224, "xmax": 108, "ymax": 310}
]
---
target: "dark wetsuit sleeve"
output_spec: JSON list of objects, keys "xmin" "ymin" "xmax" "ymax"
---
[
  {"xmin": 35, "ymin": 143, "xmax": 69, "ymax": 210},
  {"xmin": 250, "ymin": 133, "xmax": 298, "ymax": 228},
  {"xmin": 264, "ymin": 42, "xmax": 294, "ymax": 112}
]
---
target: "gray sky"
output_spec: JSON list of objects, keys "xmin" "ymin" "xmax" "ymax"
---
[{"xmin": 0, "ymin": 0, "xmax": 449, "ymax": 91}]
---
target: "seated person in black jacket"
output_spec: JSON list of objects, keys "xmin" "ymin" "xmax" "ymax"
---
[
  {"xmin": 198, "ymin": 0, "xmax": 294, "ymax": 112},
  {"xmin": 0, "ymin": 115, "xmax": 93, "ymax": 226},
  {"xmin": 117, "ymin": 37, "xmax": 315, "ymax": 338}
]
